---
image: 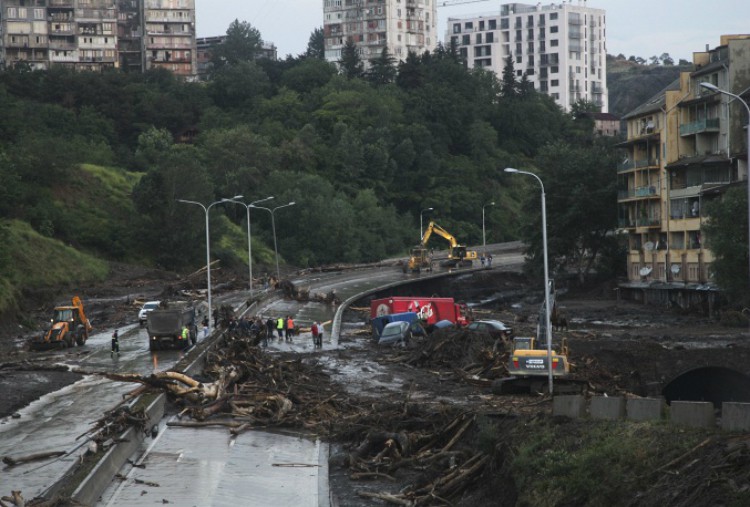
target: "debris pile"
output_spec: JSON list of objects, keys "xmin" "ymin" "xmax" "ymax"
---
[{"xmin": 398, "ymin": 329, "xmax": 510, "ymax": 386}]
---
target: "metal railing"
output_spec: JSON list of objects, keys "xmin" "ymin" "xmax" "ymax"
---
[{"xmin": 679, "ymin": 118, "xmax": 720, "ymax": 136}]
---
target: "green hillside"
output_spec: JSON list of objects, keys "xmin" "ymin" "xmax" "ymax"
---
[{"xmin": 607, "ymin": 57, "xmax": 689, "ymax": 117}]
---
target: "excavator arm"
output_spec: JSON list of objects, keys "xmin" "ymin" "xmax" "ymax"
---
[
  {"xmin": 421, "ymin": 221, "xmax": 459, "ymax": 249},
  {"xmin": 73, "ymin": 296, "xmax": 92, "ymax": 332}
]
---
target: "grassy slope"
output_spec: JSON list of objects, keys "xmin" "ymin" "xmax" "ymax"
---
[{"xmin": 607, "ymin": 59, "xmax": 689, "ymax": 117}]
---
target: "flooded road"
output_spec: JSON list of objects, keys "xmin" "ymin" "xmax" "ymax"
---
[{"xmin": 2, "ymin": 244, "xmax": 523, "ymax": 502}]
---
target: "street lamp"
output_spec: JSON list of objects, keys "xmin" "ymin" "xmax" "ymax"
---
[
  {"xmin": 177, "ymin": 195, "xmax": 243, "ymax": 331},
  {"xmin": 420, "ymin": 207, "xmax": 434, "ymax": 239},
  {"xmin": 227, "ymin": 196, "xmax": 275, "ymax": 297},
  {"xmin": 700, "ymin": 82, "xmax": 750, "ymax": 285},
  {"xmin": 250, "ymin": 202, "xmax": 296, "ymax": 280},
  {"xmin": 482, "ymin": 201, "xmax": 495, "ymax": 252},
  {"xmin": 504, "ymin": 167, "xmax": 554, "ymax": 395}
]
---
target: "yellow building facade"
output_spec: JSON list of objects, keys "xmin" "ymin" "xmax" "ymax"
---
[{"xmin": 618, "ymin": 35, "xmax": 750, "ymax": 308}]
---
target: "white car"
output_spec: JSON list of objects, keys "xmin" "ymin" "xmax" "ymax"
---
[{"xmin": 138, "ymin": 301, "xmax": 161, "ymax": 325}]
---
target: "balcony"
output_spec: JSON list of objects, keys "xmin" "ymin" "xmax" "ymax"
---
[
  {"xmin": 618, "ymin": 218, "xmax": 635, "ymax": 229},
  {"xmin": 618, "ymin": 185, "xmax": 660, "ymax": 200},
  {"xmin": 617, "ymin": 158, "xmax": 659, "ymax": 172},
  {"xmin": 679, "ymin": 118, "xmax": 720, "ymax": 136},
  {"xmin": 636, "ymin": 217, "xmax": 661, "ymax": 227}
]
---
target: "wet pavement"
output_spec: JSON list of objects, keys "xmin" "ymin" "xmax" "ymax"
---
[{"xmin": 1, "ymin": 245, "xmax": 524, "ymax": 502}]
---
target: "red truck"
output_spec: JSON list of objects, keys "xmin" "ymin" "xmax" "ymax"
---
[{"xmin": 370, "ymin": 297, "xmax": 471, "ymax": 327}]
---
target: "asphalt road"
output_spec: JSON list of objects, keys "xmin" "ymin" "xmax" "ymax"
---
[{"xmin": 1, "ymin": 243, "xmax": 523, "ymax": 503}]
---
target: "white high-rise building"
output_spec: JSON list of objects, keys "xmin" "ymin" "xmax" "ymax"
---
[
  {"xmin": 446, "ymin": 2, "xmax": 607, "ymax": 112},
  {"xmin": 323, "ymin": 0, "xmax": 437, "ymax": 65}
]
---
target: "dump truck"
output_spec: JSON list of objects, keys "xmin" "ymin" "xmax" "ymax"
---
[
  {"xmin": 146, "ymin": 302, "xmax": 198, "ymax": 351},
  {"xmin": 370, "ymin": 296, "xmax": 472, "ymax": 328},
  {"xmin": 31, "ymin": 296, "xmax": 92, "ymax": 350}
]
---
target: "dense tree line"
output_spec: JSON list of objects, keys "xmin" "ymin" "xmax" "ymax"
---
[{"xmin": 0, "ymin": 22, "xmax": 621, "ymax": 283}]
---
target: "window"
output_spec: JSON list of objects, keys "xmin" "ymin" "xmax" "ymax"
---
[
  {"xmin": 464, "ymin": 21, "xmax": 473, "ymax": 30},
  {"xmin": 550, "ymin": 13, "xmax": 558, "ymax": 20},
  {"xmin": 516, "ymin": 70, "xmax": 523, "ymax": 76},
  {"xmin": 500, "ymin": 18, "xmax": 508, "ymax": 29},
  {"xmin": 453, "ymin": 23, "xmax": 460, "ymax": 33},
  {"xmin": 489, "ymin": 19, "xmax": 497, "ymax": 30},
  {"xmin": 550, "ymin": 26, "xmax": 558, "ymax": 33},
  {"xmin": 486, "ymin": 32, "xmax": 494, "ymax": 43},
  {"xmin": 462, "ymin": 34, "xmax": 470, "ymax": 45},
  {"xmin": 551, "ymin": 79, "xmax": 559, "ymax": 86},
  {"xmin": 479, "ymin": 20, "xmax": 485, "ymax": 31},
  {"xmin": 551, "ymin": 39, "xmax": 558, "ymax": 47},
  {"xmin": 551, "ymin": 66, "xmax": 558, "ymax": 73},
  {"xmin": 476, "ymin": 33, "xmax": 482, "ymax": 44}
]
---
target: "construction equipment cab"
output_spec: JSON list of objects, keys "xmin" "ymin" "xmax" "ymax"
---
[
  {"xmin": 421, "ymin": 221, "xmax": 477, "ymax": 268},
  {"xmin": 32, "ymin": 296, "xmax": 92, "ymax": 350}
]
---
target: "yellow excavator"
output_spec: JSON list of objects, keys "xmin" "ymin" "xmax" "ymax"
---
[
  {"xmin": 422, "ymin": 221, "xmax": 478, "ymax": 268},
  {"xmin": 31, "ymin": 296, "xmax": 93, "ymax": 350}
]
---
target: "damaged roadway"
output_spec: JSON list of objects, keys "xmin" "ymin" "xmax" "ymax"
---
[{"xmin": 3, "ymin": 259, "xmax": 750, "ymax": 506}]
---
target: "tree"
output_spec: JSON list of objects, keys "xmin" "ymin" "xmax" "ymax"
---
[
  {"xmin": 635, "ymin": 56, "xmax": 646, "ymax": 65},
  {"xmin": 339, "ymin": 39, "xmax": 364, "ymax": 79},
  {"xmin": 305, "ymin": 28, "xmax": 325, "ymax": 60},
  {"xmin": 649, "ymin": 55, "xmax": 660, "ymax": 65},
  {"xmin": 704, "ymin": 186, "xmax": 749, "ymax": 305},
  {"xmin": 211, "ymin": 19, "xmax": 263, "ymax": 70},
  {"xmin": 501, "ymin": 56, "xmax": 517, "ymax": 97},
  {"xmin": 396, "ymin": 51, "xmax": 423, "ymax": 89},
  {"xmin": 520, "ymin": 140, "xmax": 619, "ymax": 283},
  {"xmin": 367, "ymin": 48, "xmax": 397, "ymax": 85},
  {"xmin": 659, "ymin": 53, "xmax": 674, "ymax": 66}
]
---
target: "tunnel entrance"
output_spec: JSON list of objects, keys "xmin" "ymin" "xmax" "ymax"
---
[{"xmin": 662, "ymin": 366, "xmax": 750, "ymax": 408}]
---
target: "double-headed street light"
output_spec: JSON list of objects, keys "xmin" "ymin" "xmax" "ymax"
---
[
  {"xmin": 700, "ymin": 82, "xmax": 750, "ymax": 287},
  {"xmin": 250, "ymin": 202, "xmax": 296, "ymax": 281},
  {"xmin": 227, "ymin": 196, "xmax": 275, "ymax": 298},
  {"xmin": 177, "ymin": 195, "xmax": 243, "ymax": 330},
  {"xmin": 504, "ymin": 167, "xmax": 554, "ymax": 395},
  {"xmin": 420, "ymin": 207, "xmax": 434, "ymax": 239},
  {"xmin": 482, "ymin": 201, "xmax": 495, "ymax": 252}
]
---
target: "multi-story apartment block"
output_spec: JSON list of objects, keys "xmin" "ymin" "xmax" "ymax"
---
[
  {"xmin": 0, "ymin": 0, "xmax": 197, "ymax": 78},
  {"xmin": 323, "ymin": 0, "xmax": 438, "ymax": 66},
  {"xmin": 143, "ymin": 0, "xmax": 196, "ymax": 77},
  {"xmin": 617, "ymin": 35, "xmax": 750, "ymax": 309},
  {"xmin": 446, "ymin": 1, "xmax": 607, "ymax": 112}
]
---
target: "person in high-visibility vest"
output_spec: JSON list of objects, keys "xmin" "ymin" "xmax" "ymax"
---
[
  {"xmin": 182, "ymin": 325, "xmax": 190, "ymax": 347},
  {"xmin": 286, "ymin": 315, "xmax": 295, "ymax": 342},
  {"xmin": 276, "ymin": 317, "xmax": 284, "ymax": 340}
]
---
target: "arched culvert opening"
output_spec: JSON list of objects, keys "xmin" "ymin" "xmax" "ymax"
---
[{"xmin": 662, "ymin": 366, "xmax": 750, "ymax": 408}]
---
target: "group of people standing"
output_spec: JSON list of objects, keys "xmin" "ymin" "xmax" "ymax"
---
[
  {"xmin": 480, "ymin": 253, "xmax": 493, "ymax": 268},
  {"xmin": 260, "ymin": 315, "xmax": 325, "ymax": 348}
]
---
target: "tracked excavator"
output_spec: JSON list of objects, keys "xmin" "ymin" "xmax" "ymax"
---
[
  {"xmin": 492, "ymin": 281, "xmax": 583, "ymax": 394},
  {"xmin": 404, "ymin": 221, "xmax": 477, "ymax": 272},
  {"xmin": 31, "ymin": 296, "xmax": 92, "ymax": 351}
]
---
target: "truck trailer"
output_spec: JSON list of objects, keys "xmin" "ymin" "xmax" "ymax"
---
[
  {"xmin": 146, "ymin": 303, "xmax": 198, "ymax": 351},
  {"xmin": 370, "ymin": 297, "xmax": 471, "ymax": 328}
]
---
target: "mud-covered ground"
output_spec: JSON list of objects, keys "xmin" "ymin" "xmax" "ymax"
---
[{"xmin": 3, "ymin": 265, "xmax": 750, "ymax": 506}]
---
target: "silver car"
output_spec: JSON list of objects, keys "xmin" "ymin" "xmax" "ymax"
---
[
  {"xmin": 138, "ymin": 301, "xmax": 161, "ymax": 325},
  {"xmin": 466, "ymin": 319, "xmax": 513, "ymax": 339},
  {"xmin": 378, "ymin": 321, "xmax": 412, "ymax": 346}
]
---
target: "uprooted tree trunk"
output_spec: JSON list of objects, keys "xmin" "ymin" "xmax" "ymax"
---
[{"xmin": 103, "ymin": 367, "xmax": 241, "ymax": 404}]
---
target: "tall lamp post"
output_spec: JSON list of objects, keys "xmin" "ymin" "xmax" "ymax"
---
[
  {"xmin": 177, "ymin": 195, "xmax": 243, "ymax": 330},
  {"xmin": 504, "ymin": 168, "xmax": 554, "ymax": 395},
  {"xmin": 700, "ymin": 82, "xmax": 750, "ymax": 286},
  {"xmin": 420, "ymin": 207, "xmax": 434, "ymax": 239},
  {"xmin": 251, "ymin": 202, "xmax": 296, "ymax": 280},
  {"xmin": 482, "ymin": 201, "xmax": 495, "ymax": 252},
  {"xmin": 227, "ymin": 196, "xmax": 275, "ymax": 297}
]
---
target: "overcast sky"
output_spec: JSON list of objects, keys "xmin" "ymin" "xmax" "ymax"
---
[{"xmin": 196, "ymin": 1, "xmax": 748, "ymax": 62}]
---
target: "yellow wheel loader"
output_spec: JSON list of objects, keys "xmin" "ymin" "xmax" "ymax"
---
[{"xmin": 31, "ymin": 296, "xmax": 92, "ymax": 351}]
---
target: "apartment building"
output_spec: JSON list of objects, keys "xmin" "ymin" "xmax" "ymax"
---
[
  {"xmin": 323, "ymin": 0, "xmax": 437, "ymax": 66},
  {"xmin": 446, "ymin": 1, "xmax": 607, "ymax": 112},
  {"xmin": 617, "ymin": 35, "xmax": 750, "ymax": 309},
  {"xmin": 143, "ymin": 0, "xmax": 196, "ymax": 77},
  {"xmin": 0, "ymin": 0, "xmax": 197, "ymax": 78}
]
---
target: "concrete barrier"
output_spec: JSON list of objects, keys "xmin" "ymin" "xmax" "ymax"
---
[
  {"xmin": 71, "ymin": 393, "xmax": 165, "ymax": 505},
  {"xmin": 670, "ymin": 401, "xmax": 716, "ymax": 429},
  {"xmin": 626, "ymin": 398, "xmax": 665, "ymax": 422},
  {"xmin": 590, "ymin": 396, "xmax": 625, "ymax": 421},
  {"xmin": 553, "ymin": 395, "xmax": 586, "ymax": 419},
  {"xmin": 722, "ymin": 402, "xmax": 750, "ymax": 432}
]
